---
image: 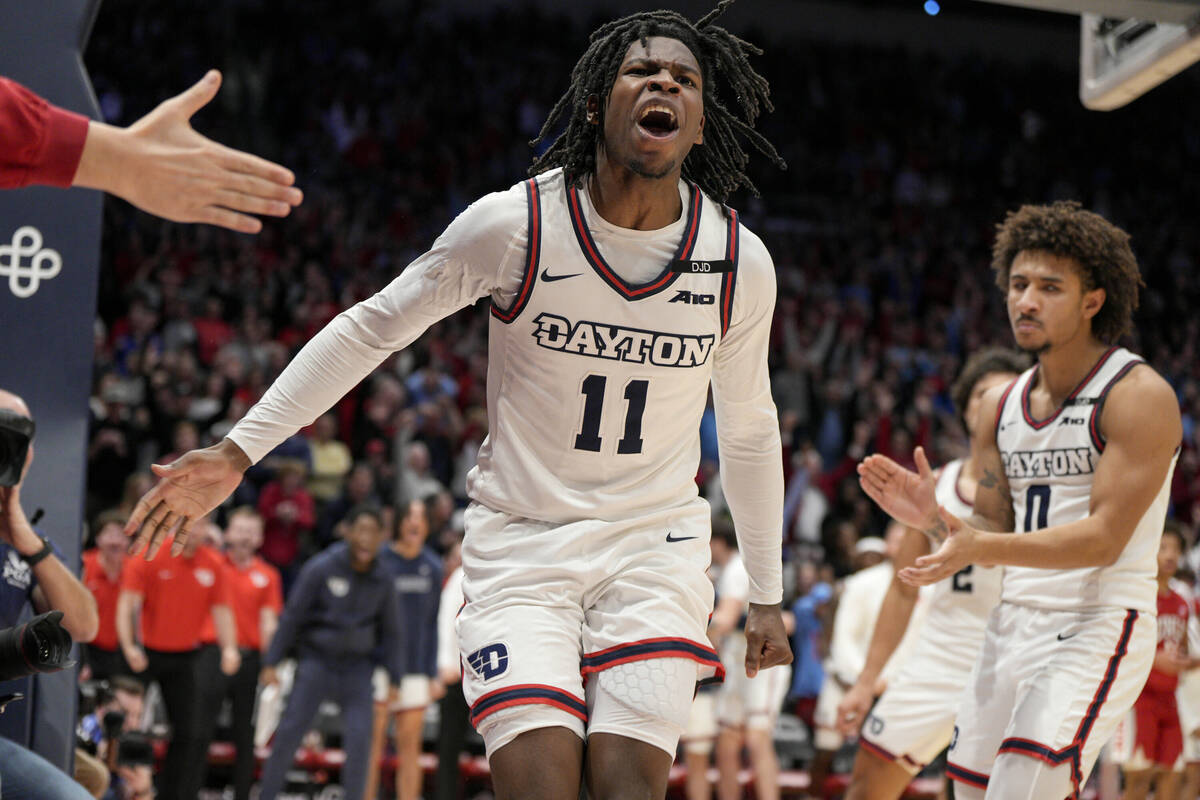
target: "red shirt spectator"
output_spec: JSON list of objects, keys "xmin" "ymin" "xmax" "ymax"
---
[
  {"xmin": 224, "ymin": 553, "xmax": 283, "ymax": 651},
  {"xmin": 120, "ymin": 542, "xmax": 232, "ymax": 652},
  {"xmin": 0, "ymin": 77, "xmax": 88, "ymax": 188},
  {"xmin": 257, "ymin": 460, "xmax": 316, "ymax": 571}
]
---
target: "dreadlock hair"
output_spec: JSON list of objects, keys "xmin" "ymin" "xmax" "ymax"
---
[
  {"xmin": 949, "ymin": 347, "xmax": 1029, "ymax": 434},
  {"xmin": 991, "ymin": 201, "xmax": 1144, "ymax": 344},
  {"xmin": 529, "ymin": 0, "xmax": 785, "ymax": 204}
]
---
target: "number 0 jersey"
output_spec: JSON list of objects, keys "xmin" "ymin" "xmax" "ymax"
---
[
  {"xmin": 995, "ymin": 347, "xmax": 1175, "ymax": 613},
  {"xmin": 468, "ymin": 168, "xmax": 768, "ymax": 525}
]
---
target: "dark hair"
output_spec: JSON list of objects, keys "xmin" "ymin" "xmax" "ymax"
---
[
  {"xmin": 529, "ymin": 0, "xmax": 785, "ymax": 203},
  {"xmin": 394, "ymin": 497, "xmax": 430, "ymax": 541},
  {"xmin": 344, "ymin": 504, "xmax": 383, "ymax": 529},
  {"xmin": 93, "ymin": 509, "xmax": 128, "ymax": 534},
  {"xmin": 950, "ymin": 348, "xmax": 1029, "ymax": 433},
  {"xmin": 1163, "ymin": 518, "xmax": 1190, "ymax": 551},
  {"xmin": 991, "ymin": 201, "xmax": 1144, "ymax": 344}
]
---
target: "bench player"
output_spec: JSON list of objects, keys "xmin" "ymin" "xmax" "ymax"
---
[
  {"xmin": 836, "ymin": 348, "xmax": 1026, "ymax": 799},
  {"xmin": 124, "ymin": 4, "xmax": 792, "ymax": 799},
  {"xmin": 858, "ymin": 201, "xmax": 1181, "ymax": 798}
]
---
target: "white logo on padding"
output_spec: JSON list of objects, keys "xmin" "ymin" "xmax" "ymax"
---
[
  {"xmin": 0, "ymin": 227, "xmax": 62, "ymax": 298},
  {"xmin": 327, "ymin": 576, "xmax": 350, "ymax": 597}
]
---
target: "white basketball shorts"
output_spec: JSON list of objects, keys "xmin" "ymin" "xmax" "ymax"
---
[
  {"xmin": 372, "ymin": 669, "xmax": 434, "ymax": 711},
  {"xmin": 861, "ymin": 625, "xmax": 982, "ymax": 775},
  {"xmin": 716, "ymin": 652, "xmax": 790, "ymax": 732},
  {"xmin": 457, "ymin": 501, "xmax": 722, "ymax": 756},
  {"xmin": 946, "ymin": 602, "xmax": 1154, "ymax": 798}
]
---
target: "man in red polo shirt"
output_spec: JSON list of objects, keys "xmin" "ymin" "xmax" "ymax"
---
[
  {"xmin": 195, "ymin": 507, "xmax": 283, "ymax": 800},
  {"xmin": 116, "ymin": 529, "xmax": 239, "ymax": 800},
  {"xmin": 81, "ymin": 510, "xmax": 131, "ymax": 680}
]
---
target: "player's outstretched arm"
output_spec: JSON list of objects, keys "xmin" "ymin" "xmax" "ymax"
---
[
  {"xmin": 836, "ymin": 528, "xmax": 928, "ymax": 736},
  {"xmin": 72, "ymin": 70, "xmax": 303, "ymax": 233},
  {"xmin": 902, "ymin": 366, "xmax": 1180, "ymax": 585},
  {"xmin": 124, "ymin": 438, "xmax": 251, "ymax": 559}
]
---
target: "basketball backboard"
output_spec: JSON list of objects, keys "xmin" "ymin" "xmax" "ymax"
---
[{"xmin": 971, "ymin": 0, "xmax": 1200, "ymax": 109}]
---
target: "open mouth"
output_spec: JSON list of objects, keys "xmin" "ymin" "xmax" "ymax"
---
[{"xmin": 637, "ymin": 104, "xmax": 679, "ymax": 138}]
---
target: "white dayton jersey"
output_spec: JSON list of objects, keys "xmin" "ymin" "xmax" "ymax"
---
[
  {"xmin": 861, "ymin": 460, "xmax": 1002, "ymax": 773},
  {"xmin": 469, "ymin": 168, "xmax": 754, "ymax": 524},
  {"xmin": 918, "ymin": 459, "xmax": 1003, "ymax": 661},
  {"xmin": 996, "ymin": 347, "xmax": 1175, "ymax": 612}
]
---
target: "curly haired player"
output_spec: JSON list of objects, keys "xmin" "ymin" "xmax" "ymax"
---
[
  {"xmin": 125, "ymin": 3, "xmax": 791, "ymax": 798},
  {"xmin": 859, "ymin": 201, "xmax": 1181, "ymax": 799}
]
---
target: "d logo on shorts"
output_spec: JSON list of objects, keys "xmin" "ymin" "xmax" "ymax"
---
[{"xmin": 467, "ymin": 643, "xmax": 509, "ymax": 681}]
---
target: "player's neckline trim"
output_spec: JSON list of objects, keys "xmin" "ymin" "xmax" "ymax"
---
[
  {"xmin": 1021, "ymin": 346, "xmax": 1119, "ymax": 429},
  {"xmin": 566, "ymin": 181, "xmax": 702, "ymax": 301}
]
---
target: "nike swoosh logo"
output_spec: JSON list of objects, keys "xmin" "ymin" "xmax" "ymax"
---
[
  {"xmin": 1056, "ymin": 632, "xmax": 1077, "ymax": 641},
  {"xmin": 665, "ymin": 532, "xmax": 698, "ymax": 543},
  {"xmin": 541, "ymin": 269, "xmax": 581, "ymax": 282}
]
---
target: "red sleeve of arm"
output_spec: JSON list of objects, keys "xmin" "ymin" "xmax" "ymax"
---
[
  {"xmin": 0, "ymin": 77, "xmax": 89, "ymax": 189},
  {"xmin": 120, "ymin": 556, "xmax": 146, "ymax": 594}
]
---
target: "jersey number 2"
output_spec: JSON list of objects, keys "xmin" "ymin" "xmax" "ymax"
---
[{"xmin": 574, "ymin": 374, "xmax": 648, "ymax": 455}]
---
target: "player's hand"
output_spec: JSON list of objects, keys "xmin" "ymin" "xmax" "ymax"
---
[
  {"xmin": 857, "ymin": 447, "xmax": 939, "ymax": 533},
  {"xmin": 125, "ymin": 439, "xmax": 251, "ymax": 559},
  {"xmin": 123, "ymin": 645, "xmax": 148, "ymax": 674},
  {"xmin": 220, "ymin": 647, "xmax": 242, "ymax": 676},
  {"xmin": 744, "ymin": 603, "xmax": 793, "ymax": 678},
  {"xmin": 898, "ymin": 506, "xmax": 978, "ymax": 586},
  {"xmin": 835, "ymin": 680, "xmax": 874, "ymax": 737},
  {"xmin": 259, "ymin": 665, "xmax": 279, "ymax": 686},
  {"xmin": 75, "ymin": 70, "xmax": 303, "ymax": 233}
]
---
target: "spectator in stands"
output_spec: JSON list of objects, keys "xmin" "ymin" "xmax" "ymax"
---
[
  {"xmin": 257, "ymin": 506, "xmax": 403, "ymax": 800},
  {"xmin": 195, "ymin": 507, "xmax": 283, "ymax": 800},
  {"xmin": 82, "ymin": 510, "xmax": 132, "ymax": 680},
  {"xmin": 396, "ymin": 440, "xmax": 446, "ymax": 509},
  {"xmin": 318, "ymin": 463, "xmax": 379, "ymax": 546},
  {"xmin": 786, "ymin": 560, "xmax": 833, "ymax": 734},
  {"xmin": 257, "ymin": 458, "xmax": 316, "ymax": 587},
  {"xmin": 116, "ymin": 532, "xmax": 239, "ymax": 800},
  {"xmin": 306, "ymin": 413, "xmax": 352, "ymax": 508},
  {"xmin": 367, "ymin": 498, "xmax": 444, "ymax": 800}
]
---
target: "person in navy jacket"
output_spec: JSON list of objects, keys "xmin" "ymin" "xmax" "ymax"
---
[
  {"xmin": 256, "ymin": 505, "xmax": 404, "ymax": 800},
  {"xmin": 367, "ymin": 497, "xmax": 444, "ymax": 800}
]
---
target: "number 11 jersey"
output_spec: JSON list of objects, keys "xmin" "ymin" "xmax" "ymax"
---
[{"xmin": 467, "ymin": 167, "xmax": 771, "ymax": 526}]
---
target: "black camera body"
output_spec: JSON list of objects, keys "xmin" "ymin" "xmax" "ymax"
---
[{"xmin": 0, "ymin": 408, "xmax": 35, "ymax": 488}]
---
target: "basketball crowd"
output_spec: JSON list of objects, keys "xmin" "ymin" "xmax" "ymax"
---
[{"xmin": 58, "ymin": 1, "xmax": 1200, "ymax": 798}]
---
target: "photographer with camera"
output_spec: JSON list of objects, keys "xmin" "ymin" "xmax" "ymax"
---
[
  {"xmin": 1, "ymin": 388, "xmax": 101, "ymax": 799},
  {"xmin": 75, "ymin": 677, "xmax": 147, "ymax": 798}
]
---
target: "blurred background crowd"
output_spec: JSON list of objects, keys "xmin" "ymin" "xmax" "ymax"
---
[{"xmin": 68, "ymin": 0, "xmax": 1200, "ymax": 797}]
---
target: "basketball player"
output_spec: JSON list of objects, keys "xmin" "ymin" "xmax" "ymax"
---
[
  {"xmin": 858, "ymin": 201, "xmax": 1182, "ymax": 799},
  {"xmin": 710, "ymin": 524, "xmax": 789, "ymax": 800},
  {"xmin": 1114, "ymin": 522, "xmax": 1195, "ymax": 800},
  {"xmin": 124, "ymin": 4, "xmax": 792, "ymax": 799},
  {"xmin": 836, "ymin": 348, "xmax": 1027, "ymax": 799}
]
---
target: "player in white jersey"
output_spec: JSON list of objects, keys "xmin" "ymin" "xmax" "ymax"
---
[
  {"xmin": 858, "ymin": 201, "xmax": 1181, "ymax": 799},
  {"xmin": 836, "ymin": 349, "xmax": 1027, "ymax": 800},
  {"xmin": 709, "ymin": 525, "xmax": 789, "ymax": 800},
  {"xmin": 122, "ymin": 5, "xmax": 792, "ymax": 800}
]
